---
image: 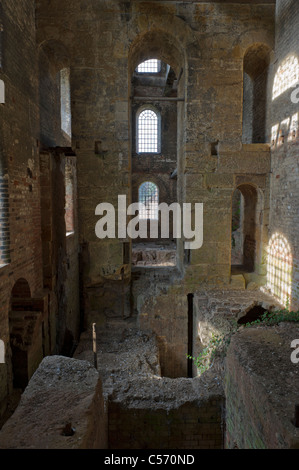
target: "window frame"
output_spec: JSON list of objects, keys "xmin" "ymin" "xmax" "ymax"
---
[
  {"xmin": 136, "ymin": 59, "xmax": 161, "ymax": 74},
  {"xmin": 136, "ymin": 105, "xmax": 161, "ymax": 155},
  {"xmin": 138, "ymin": 181, "xmax": 159, "ymax": 221}
]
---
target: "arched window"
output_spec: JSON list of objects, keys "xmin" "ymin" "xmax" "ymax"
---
[
  {"xmin": 139, "ymin": 182, "xmax": 159, "ymax": 220},
  {"xmin": 231, "ymin": 184, "xmax": 258, "ymax": 273},
  {"xmin": 267, "ymin": 233, "xmax": 292, "ymax": 307},
  {"xmin": 137, "ymin": 59, "xmax": 161, "ymax": 73},
  {"xmin": 137, "ymin": 108, "xmax": 160, "ymax": 153}
]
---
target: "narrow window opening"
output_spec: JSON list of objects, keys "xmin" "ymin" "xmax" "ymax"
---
[
  {"xmin": 65, "ymin": 161, "xmax": 75, "ymax": 235},
  {"xmin": 0, "ymin": 79, "xmax": 4, "ymax": 104},
  {"xmin": 137, "ymin": 109, "xmax": 159, "ymax": 153},
  {"xmin": 60, "ymin": 67, "xmax": 71, "ymax": 138},
  {"xmin": 0, "ymin": 339, "xmax": 4, "ymax": 364},
  {"xmin": 139, "ymin": 181, "xmax": 159, "ymax": 220},
  {"xmin": 231, "ymin": 184, "xmax": 258, "ymax": 275}
]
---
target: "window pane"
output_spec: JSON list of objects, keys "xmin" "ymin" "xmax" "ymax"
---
[
  {"xmin": 139, "ymin": 182, "xmax": 159, "ymax": 220},
  {"xmin": 137, "ymin": 59, "xmax": 160, "ymax": 73},
  {"xmin": 138, "ymin": 109, "xmax": 158, "ymax": 153}
]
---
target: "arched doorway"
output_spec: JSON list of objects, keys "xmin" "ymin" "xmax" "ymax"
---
[
  {"xmin": 231, "ymin": 184, "xmax": 261, "ymax": 274},
  {"xmin": 242, "ymin": 43, "xmax": 271, "ymax": 144}
]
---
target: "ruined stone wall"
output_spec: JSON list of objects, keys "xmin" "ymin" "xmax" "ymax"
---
[
  {"xmin": 138, "ymin": 285, "xmax": 188, "ymax": 378},
  {"xmin": 0, "ymin": 356, "xmax": 108, "ymax": 449},
  {"xmin": 225, "ymin": 323, "xmax": 299, "ymax": 449},
  {"xmin": 267, "ymin": 0, "xmax": 299, "ymax": 310},
  {"xmin": 109, "ymin": 399, "xmax": 223, "ymax": 449}
]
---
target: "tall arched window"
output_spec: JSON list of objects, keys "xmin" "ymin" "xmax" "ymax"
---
[
  {"xmin": 267, "ymin": 233, "xmax": 292, "ymax": 307},
  {"xmin": 137, "ymin": 108, "xmax": 160, "ymax": 153},
  {"xmin": 139, "ymin": 182, "xmax": 159, "ymax": 220},
  {"xmin": 242, "ymin": 44, "xmax": 271, "ymax": 144}
]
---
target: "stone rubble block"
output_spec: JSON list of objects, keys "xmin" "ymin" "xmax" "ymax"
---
[
  {"xmin": 0, "ymin": 356, "xmax": 107, "ymax": 449},
  {"xmin": 230, "ymin": 274, "xmax": 246, "ymax": 289}
]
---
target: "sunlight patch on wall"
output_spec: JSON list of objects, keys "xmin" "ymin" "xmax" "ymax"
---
[
  {"xmin": 271, "ymin": 113, "xmax": 299, "ymax": 147},
  {"xmin": 267, "ymin": 233, "xmax": 292, "ymax": 307},
  {"xmin": 272, "ymin": 55, "xmax": 299, "ymax": 100}
]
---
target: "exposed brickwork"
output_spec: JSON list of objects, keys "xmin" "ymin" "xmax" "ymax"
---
[
  {"xmin": 109, "ymin": 400, "xmax": 223, "ymax": 450},
  {"xmin": 0, "ymin": 0, "xmax": 43, "ymax": 411},
  {"xmin": 0, "ymin": 1, "xmax": 80, "ymax": 418},
  {"xmin": 225, "ymin": 324, "xmax": 299, "ymax": 449}
]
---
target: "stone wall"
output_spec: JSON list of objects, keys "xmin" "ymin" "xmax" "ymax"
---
[
  {"xmin": 267, "ymin": 0, "xmax": 299, "ymax": 310},
  {"xmin": 225, "ymin": 323, "xmax": 299, "ymax": 449},
  {"xmin": 0, "ymin": 0, "xmax": 80, "ymax": 420},
  {"xmin": 35, "ymin": 1, "xmax": 276, "ymax": 327},
  {"xmin": 0, "ymin": 356, "xmax": 108, "ymax": 449},
  {"xmin": 74, "ymin": 316, "xmax": 225, "ymax": 450},
  {"xmin": 0, "ymin": 0, "xmax": 43, "ymax": 413},
  {"xmin": 109, "ymin": 398, "xmax": 223, "ymax": 450}
]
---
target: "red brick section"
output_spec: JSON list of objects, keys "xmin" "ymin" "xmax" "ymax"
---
[
  {"xmin": 0, "ymin": 0, "xmax": 44, "ymax": 410},
  {"xmin": 0, "ymin": 0, "xmax": 80, "ymax": 417},
  {"xmin": 225, "ymin": 326, "xmax": 299, "ymax": 449},
  {"xmin": 108, "ymin": 400, "xmax": 224, "ymax": 449}
]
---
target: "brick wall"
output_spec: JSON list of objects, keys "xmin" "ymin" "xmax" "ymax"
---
[
  {"xmin": 225, "ymin": 325, "xmax": 299, "ymax": 449},
  {"xmin": 0, "ymin": 0, "xmax": 80, "ymax": 419},
  {"xmin": 109, "ymin": 399, "xmax": 224, "ymax": 449},
  {"xmin": 0, "ymin": 0, "xmax": 43, "ymax": 410}
]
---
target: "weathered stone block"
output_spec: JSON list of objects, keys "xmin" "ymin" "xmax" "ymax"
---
[
  {"xmin": 230, "ymin": 274, "xmax": 246, "ymax": 289},
  {"xmin": 0, "ymin": 356, "xmax": 108, "ymax": 449}
]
